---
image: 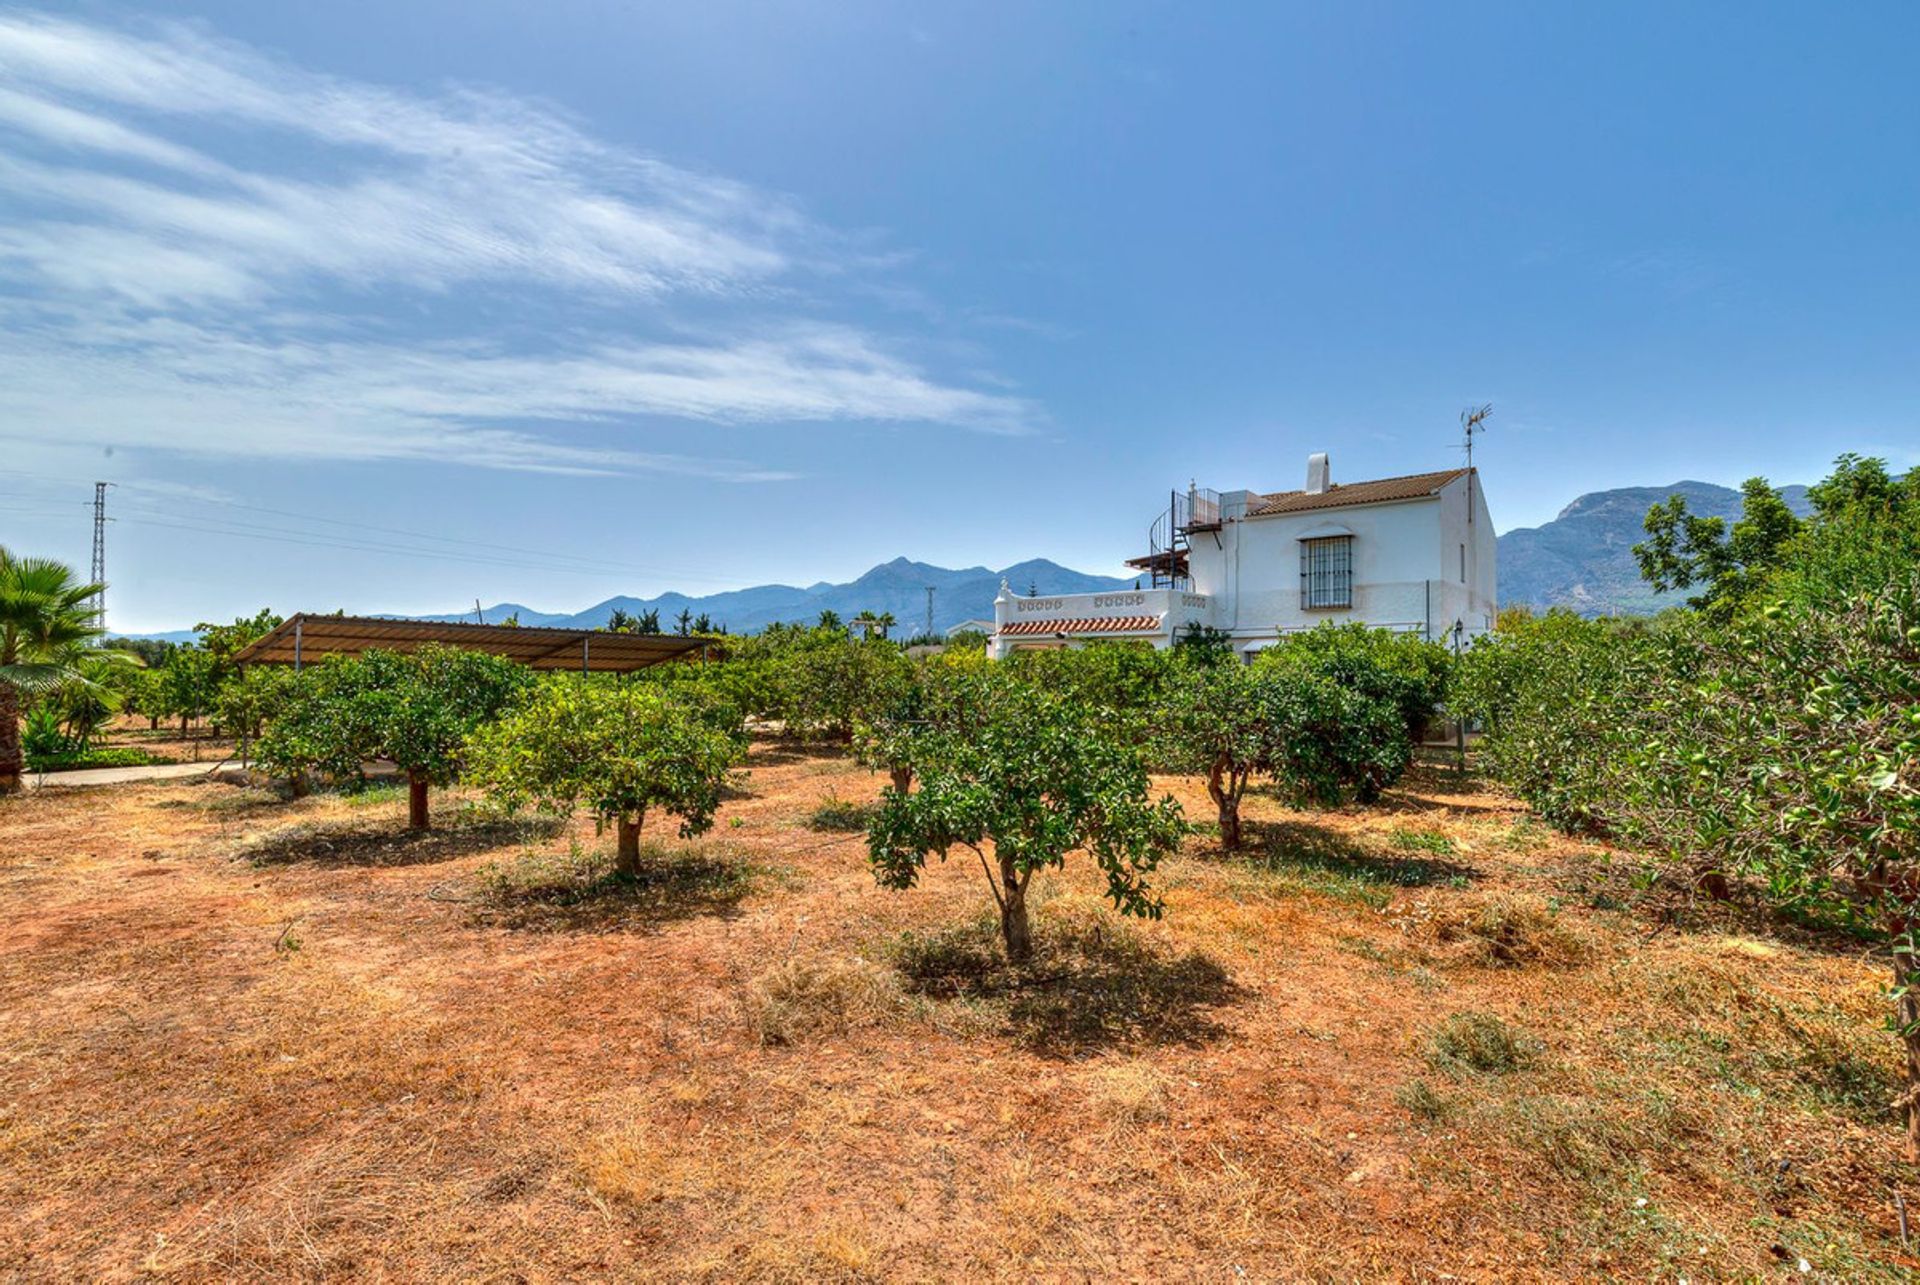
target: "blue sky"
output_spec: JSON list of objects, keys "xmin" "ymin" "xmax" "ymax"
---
[{"xmin": 2, "ymin": 2, "xmax": 1915, "ymax": 633}]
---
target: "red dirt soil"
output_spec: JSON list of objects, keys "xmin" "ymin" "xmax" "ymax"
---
[{"xmin": 0, "ymin": 743, "xmax": 1911, "ymax": 1280}]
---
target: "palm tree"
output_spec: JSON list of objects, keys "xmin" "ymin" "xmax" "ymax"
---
[
  {"xmin": 875, "ymin": 611, "xmax": 897, "ymax": 641},
  {"xmin": 1, "ymin": 549, "xmax": 107, "ymax": 793}
]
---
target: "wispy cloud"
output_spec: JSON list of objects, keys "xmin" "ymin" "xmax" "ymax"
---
[{"xmin": 0, "ymin": 11, "xmax": 1037, "ymax": 474}]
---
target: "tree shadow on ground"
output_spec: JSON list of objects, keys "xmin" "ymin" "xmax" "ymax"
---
[
  {"xmin": 744, "ymin": 740, "xmax": 853, "ymax": 770},
  {"xmin": 1358, "ymin": 756, "xmax": 1514, "ymax": 817},
  {"xmin": 466, "ymin": 841, "xmax": 774, "ymax": 933},
  {"xmin": 155, "ymin": 781, "xmax": 294, "ymax": 817},
  {"xmin": 237, "ymin": 814, "xmax": 566, "ymax": 869},
  {"xmin": 892, "ymin": 912, "xmax": 1241, "ymax": 1055},
  {"xmin": 1239, "ymin": 819, "xmax": 1479, "ymax": 893},
  {"xmin": 1552, "ymin": 846, "xmax": 1886, "ymax": 961}
]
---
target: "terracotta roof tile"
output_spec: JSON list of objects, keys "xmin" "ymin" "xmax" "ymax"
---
[{"xmin": 1246, "ymin": 467, "xmax": 1470, "ymax": 517}]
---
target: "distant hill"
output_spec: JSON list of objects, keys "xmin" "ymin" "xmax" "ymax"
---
[
  {"xmin": 409, "ymin": 557, "xmax": 1138, "ymax": 636},
  {"xmin": 1497, "ymin": 481, "xmax": 1811, "ymax": 616}
]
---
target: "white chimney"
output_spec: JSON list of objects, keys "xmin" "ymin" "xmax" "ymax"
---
[{"xmin": 1305, "ymin": 452, "xmax": 1331, "ymax": 494}]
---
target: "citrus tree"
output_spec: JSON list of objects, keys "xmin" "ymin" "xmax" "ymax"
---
[
  {"xmin": 154, "ymin": 646, "xmax": 219, "ymax": 737},
  {"xmin": 780, "ymin": 634, "xmax": 912, "ymax": 742},
  {"xmin": 1255, "ymin": 622, "xmax": 1451, "ymax": 749},
  {"xmin": 854, "ymin": 649, "xmax": 990, "ymax": 794},
  {"xmin": 1615, "ymin": 580, "xmax": 1920, "ymax": 1154},
  {"xmin": 867, "ymin": 674, "xmax": 1184, "ymax": 963},
  {"xmin": 467, "ymin": 680, "xmax": 745, "ymax": 875},
  {"xmin": 1156, "ymin": 658, "xmax": 1411, "ymax": 848},
  {"xmin": 257, "ymin": 645, "xmax": 533, "ymax": 827}
]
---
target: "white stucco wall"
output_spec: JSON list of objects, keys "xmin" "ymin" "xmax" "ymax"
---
[{"xmin": 1185, "ymin": 473, "xmax": 1496, "ymax": 643}]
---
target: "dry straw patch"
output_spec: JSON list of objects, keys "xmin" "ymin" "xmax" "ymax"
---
[
  {"xmin": 741, "ymin": 952, "xmax": 910, "ymax": 1045},
  {"xmin": 1422, "ymin": 892, "xmax": 1589, "ymax": 967},
  {"xmin": 986, "ymin": 1153, "xmax": 1076, "ymax": 1259},
  {"xmin": 1077, "ymin": 1061, "xmax": 1173, "ymax": 1126}
]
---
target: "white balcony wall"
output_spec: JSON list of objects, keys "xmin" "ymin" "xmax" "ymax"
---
[{"xmin": 989, "ymin": 587, "xmax": 1211, "ymax": 659}]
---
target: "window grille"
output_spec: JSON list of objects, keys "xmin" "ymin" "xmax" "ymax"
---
[{"xmin": 1300, "ymin": 536, "xmax": 1353, "ymax": 608}]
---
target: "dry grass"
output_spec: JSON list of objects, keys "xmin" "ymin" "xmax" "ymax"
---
[
  {"xmin": 1, "ymin": 746, "xmax": 1915, "ymax": 1279},
  {"xmin": 742, "ymin": 953, "xmax": 909, "ymax": 1045},
  {"xmin": 1424, "ymin": 892, "xmax": 1590, "ymax": 967}
]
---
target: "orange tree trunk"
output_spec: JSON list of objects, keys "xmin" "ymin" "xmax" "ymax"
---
[
  {"xmin": 407, "ymin": 769, "xmax": 430, "ymax": 830},
  {"xmin": 616, "ymin": 814, "xmax": 643, "ymax": 877},
  {"xmin": 997, "ymin": 852, "xmax": 1033, "ymax": 965},
  {"xmin": 1207, "ymin": 760, "xmax": 1243, "ymax": 851}
]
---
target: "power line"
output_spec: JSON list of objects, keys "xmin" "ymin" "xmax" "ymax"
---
[
  {"xmin": 0, "ymin": 469, "xmax": 759, "ymax": 586},
  {"xmin": 0, "ymin": 499, "xmax": 622, "ymax": 578},
  {"xmin": 147, "ymin": 491, "xmax": 641, "ymax": 575}
]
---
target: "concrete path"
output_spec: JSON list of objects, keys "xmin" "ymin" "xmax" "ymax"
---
[
  {"xmin": 22, "ymin": 761, "xmax": 237, "ymax": 789},
  {"xmin": 22, "ymin": 759, "xmax": 408, "ymax": 790}
]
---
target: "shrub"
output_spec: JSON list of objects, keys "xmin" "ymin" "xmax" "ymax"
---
[
  {"xmin": 1154, "ymin": 660, "xmax": 1407, "ymax": 846},
  {"xmin": 1001, "ymin": 643, "xmax": 1180, "ymax": 746},
  {"xmin": 1449, "ymin": 610, "xmax": 1662, "ymax": 832},
  {"xmin": 1252, "ymin": 625, "xmax": 1444, "ymax": 802},
  {"xmin": 779, "ymin": 635, "xmax": 912, "ymax": 742},
  {"xmin": 20, "ymin": 704, "xmax": 68, "ymax": 759},
  {"xmin": 1257, "ymin": 622, "xmax": 1452, "ymax": 744},
  {"xmin": 25, "ymin": 746, "xmax": 167, "ymax": 772},
  {"xmin": 806, "ymin": 797, "xmax": 874, "ymax": 832}
]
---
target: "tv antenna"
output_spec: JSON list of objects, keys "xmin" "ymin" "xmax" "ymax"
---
[{"xmin": 1460, "ymin": 404, "xmax": 1491, "ymax": 526}]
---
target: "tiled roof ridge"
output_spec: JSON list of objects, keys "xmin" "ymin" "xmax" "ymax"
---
[{"xmin": 1255, "ymin": 465, "xmax": 1469, "ymax": 503}]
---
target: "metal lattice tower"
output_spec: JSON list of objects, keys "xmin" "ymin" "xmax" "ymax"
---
[{"xmin": 90, "ymin": 481, "xmax": 108, "ymax": 632}]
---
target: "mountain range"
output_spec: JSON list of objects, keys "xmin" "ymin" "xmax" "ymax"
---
[
  {"xmin": 121, "ymin": 480, "xmax": 1812, "ymax": 640},
  {"xmin": 1497, "ymin": 480, "xmax": 1810, "ymax": 615},
  {"xmin": 409, "ymin": 557, "xmax": 1138, "ymax": 637}
]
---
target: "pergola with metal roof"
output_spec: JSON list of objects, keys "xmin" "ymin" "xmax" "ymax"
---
[{"xmin": 232, "ymin": 613, "xmax": 718, "ymax": 673}]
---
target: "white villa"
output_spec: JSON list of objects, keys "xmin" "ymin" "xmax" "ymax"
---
[{"xmin": 989, "ymin": 453, "xmax": 1495, "ymax": 660}]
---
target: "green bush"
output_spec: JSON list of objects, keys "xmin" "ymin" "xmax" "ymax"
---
[
  {"xmin": 1002, "ymin": 642, "xmax": 1180, "ymax": 746},
  {"xmin": 1256, "ymin": 622, "xmax": 1451, "ymax": 743},
  {"xmin": 1457, "ymin": 558, "xmax": 1920, "ymax": 1153},
  {"xmin": 1250, "ymin": 624, "xmax": 1451, "ymax": 801},
  {"xmin": 25, "ymin": 746, "xmax": 168, "ymax": 772}
]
